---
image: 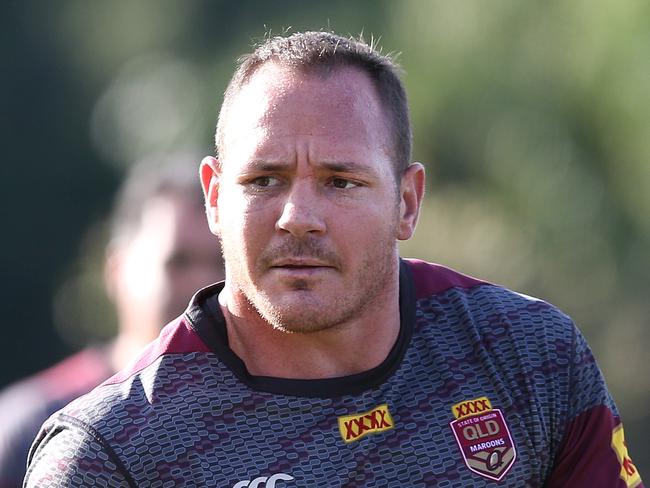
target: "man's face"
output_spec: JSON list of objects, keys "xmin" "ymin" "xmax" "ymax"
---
[{"xmin": 209, "ymin": 64, "xmax": 414, "ymax": 332}]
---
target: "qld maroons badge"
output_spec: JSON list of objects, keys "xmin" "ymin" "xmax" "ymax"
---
[{"xmin": 449, "ymin": 396, "xmax": 516, "ymax": 481}]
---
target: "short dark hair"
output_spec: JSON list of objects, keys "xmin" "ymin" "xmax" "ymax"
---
[
  {"xmin": 110, "ymin": 152, "xmax": 205, "ymax": 244},
  {"xmin": 215, "ymin": 31, "xmax": 412, "ymax": 179}
]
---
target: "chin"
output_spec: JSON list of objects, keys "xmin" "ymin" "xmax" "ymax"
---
[
  {"xmin": 255, "ymin": 293, "xmax": 352, "ymax": 334},
  {"xmin": 270, "ymin": 315, "xmax": 343, "ymax": 334}
]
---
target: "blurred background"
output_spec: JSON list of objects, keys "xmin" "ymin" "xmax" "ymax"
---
[{"xmin": 2, "ymin": 0, "xmax": 648, "ymax": 475}]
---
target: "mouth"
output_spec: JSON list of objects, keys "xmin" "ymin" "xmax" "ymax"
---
[
  {"xmin": 270, "ymin": 258, "xmax": 334, "ymax": 269},
  {"xmin": 269, "ymin": 258, "xmax": 337, "ymax": 279}
]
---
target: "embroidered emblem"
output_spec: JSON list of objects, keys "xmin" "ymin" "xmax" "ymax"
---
[
  {"xmin": 338, "ymin": 404, "xmax": 394, "ymax": 443},
  {"xmin": 449, "ymin": 396, "xmax": 516, "ymax": 481}
]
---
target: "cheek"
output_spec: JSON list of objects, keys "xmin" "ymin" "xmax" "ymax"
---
[
  {"xmin": 220, "ymin": 208, "xmax": 275, "ymax": 266},
  {"xmin": 341, "ymin": 199, "xmax": 400, "ymax": 232},
  {"xmin": 218, "ymin": 184, "xmax": 281, "ymax": 215}
]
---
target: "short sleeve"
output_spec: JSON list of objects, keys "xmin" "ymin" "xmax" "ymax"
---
[
  {"xmin": 24, "ymin": 419, "xmax": 134, "ymax": 488},
  {"xmin": 545, "ymin": 326, "xmax": 644, "ymax": 487}
]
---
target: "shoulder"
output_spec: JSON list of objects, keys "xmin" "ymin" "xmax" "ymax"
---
[
  {"xmin": 404, "ymin": 258, "xmax": 574, "ymax": 337},
  {"xmin": 39, "ymin": 315, "xmax": 218, "ymax": 447},
  {"xmin": 101, "ymin": 312, "xmax": 212, "ymax": 387},
  {"xmin": 403, "ymin": 258, "xmax": 581, "ymax": 407},
  {"xmin": 405, "ymin": 258, "xmax": 486, "ymax": 298},
  {"xmin": 24, "ymin": 413, "xmax": 134, "ymax": 487},
  {"xmin": 62, "ymin": 315, "xmax": 212, "ymax": 418},
  {"xmin": 27, "ymin": 315, "xmax": 221, "ymax": 483}
]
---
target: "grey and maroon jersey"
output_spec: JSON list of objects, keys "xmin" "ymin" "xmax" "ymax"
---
[{"xmin": 24, "ymin": 259, "xmax": 643, "ymax": 487}]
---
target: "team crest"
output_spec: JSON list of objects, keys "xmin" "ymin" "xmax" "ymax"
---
[{"xmin": 449, "ymin": 396, "xmax": 516, "ymax": 481}]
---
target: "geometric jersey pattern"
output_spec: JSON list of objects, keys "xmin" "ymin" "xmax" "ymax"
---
[{"xmin": 24, "ymin": 260, "xmax": 641, "ymax": 487}]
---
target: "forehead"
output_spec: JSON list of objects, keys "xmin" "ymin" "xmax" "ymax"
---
[{"xmin": 221, "ymin": 63, "xmax": 392, "ymax": 163}]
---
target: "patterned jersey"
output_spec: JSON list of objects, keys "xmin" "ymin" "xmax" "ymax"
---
[
  {"xmin": 0, "ymin": 346, "xmax": 112, "ymax": 488},
  {"xmin": 24, "ymin": 260, "xmax": 644, "ymax": 487}
]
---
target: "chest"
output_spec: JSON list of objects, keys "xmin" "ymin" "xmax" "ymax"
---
[{"xmin": 112, "ymin": 355, "xmax": 553, "ymax": 487}]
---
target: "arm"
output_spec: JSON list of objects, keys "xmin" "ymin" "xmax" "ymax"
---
[
  {"xmin": 24, "ymin": 418, "xmax": 135, "ymax": 488},
  {"xmin": 545, "ymin": 327, "xmax": 643, "ymax": 487}
]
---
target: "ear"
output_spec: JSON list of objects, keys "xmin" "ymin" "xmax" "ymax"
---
[
  {"xmin": 200, "ymin": 156, "xmax": 222, "ymax": 236},
  {"xmin": 397, "ymin": 162, "xmax": 426, "ymax": 240}
]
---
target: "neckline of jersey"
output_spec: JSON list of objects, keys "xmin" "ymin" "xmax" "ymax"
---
[{"xmin": 184, "ymin": 259, "xmax": 416, "ymax": 398}]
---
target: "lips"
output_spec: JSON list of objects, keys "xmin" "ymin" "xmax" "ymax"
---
[
  {"xmin": 271, "ymin": 258, "xmax": 333, "ymax": 268},
  {"xmin": 261, "ymin": 239, "xmax": 340, "ymax": 271},
  {"xmin": 268, "ymin": 257, "xmax": 338, "ymax": 280}
]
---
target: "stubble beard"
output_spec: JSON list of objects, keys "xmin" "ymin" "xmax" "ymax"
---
[
  {"xmin": 220, "ymin": 224, "xmax": 400, "ymax": 335},
  {"xmin": 257, "ymin": 243, "xmax": 397, "ymax": 334}
]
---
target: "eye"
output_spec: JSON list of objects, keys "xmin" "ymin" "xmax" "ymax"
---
[
  {"xmin": 329, "ymin": 177, "xmax": 360, "ymax": 189},
  {"xmin": 250, "ymin": 176, "xmax": 282, "ymax": 187}
]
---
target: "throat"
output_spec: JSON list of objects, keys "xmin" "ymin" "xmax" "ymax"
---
[
  {"xmin": 222, "ymin": 304, "xmax": 400, "ymax": 380},
  {"xmin": 217, "ymin": 270, "xmax": 401, "ymax": 379}
]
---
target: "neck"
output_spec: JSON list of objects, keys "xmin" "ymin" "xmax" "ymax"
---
[{"xmin": 219, "ymin": 270, "xmax": 401, "ymax": 379}]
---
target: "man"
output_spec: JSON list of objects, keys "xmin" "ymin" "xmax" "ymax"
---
[
  {"xmin": 0, "ymin": 154, "xmax": 223, "ymax": 487},
  {"xmin": 24, "ymin": 32, "xmax": 643, "ymax": 487}
]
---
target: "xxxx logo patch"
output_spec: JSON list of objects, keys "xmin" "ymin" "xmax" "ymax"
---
[
  {"xmin": 611, "ymin": 423, "xmax": 643, "ymax": 487},
  {"xmin": 338, "ymin": 404, "xmax": 394, "ymax": 443},
  {"xmin": 449, "ymin": 396, "xmax": 516, "ymax": 482}
]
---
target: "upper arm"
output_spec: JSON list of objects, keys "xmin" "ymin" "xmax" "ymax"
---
[
  {"xmin": 24, "ymin": 421, "xmax": 134, "ymax": 488},
  {"xmin": 545, "ymin": 326, "xmax": 644, "ymax": 487}
]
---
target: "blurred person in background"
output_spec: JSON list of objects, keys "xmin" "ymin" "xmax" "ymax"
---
[{"xmin": 0, "ymin": 154, "xmax": 224, "ymax": 487}]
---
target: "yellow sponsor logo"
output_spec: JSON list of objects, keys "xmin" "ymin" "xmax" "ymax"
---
[
  {"xmin": 612, "ymin": 424, "xmax": 643, "ymax": 487},
  {"xmin": 452, "ymin": 396, "xmax": 492, "ymax": 420},
  {"xmin": 338, "ymin": 404, "xmax": 394, "ymax": 443}
]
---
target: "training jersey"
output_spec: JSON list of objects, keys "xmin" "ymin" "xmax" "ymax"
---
[
  {"xmin": 24, "ymin": 259, "xmax": 643, "ymax": 487},
  {"xmin": 0, "ymin": 346, "xmax": 112, "ymax": 488}
]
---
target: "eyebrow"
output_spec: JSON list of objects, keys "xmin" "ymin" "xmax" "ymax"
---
[
  {"xmin": 320, "ymin": 161, "xmax": 376, "ymax": 174},
  {"xmin": 243, "ymin": 160, "xmax": 288, "ymax": 172},
  {"xmin": 244, "ymin": 159, "xmax": 378, "ymax": 175}
]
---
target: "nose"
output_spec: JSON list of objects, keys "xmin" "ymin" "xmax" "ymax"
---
[{"xmin": 276, "ymin": 181, "xmax": 326, "ymax": 237}]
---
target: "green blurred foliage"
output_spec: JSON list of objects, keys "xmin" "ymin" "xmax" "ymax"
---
[
  {"xmin": 397, "ymin": 0, "xmax": 650, "ymax": 413},
  {"xmin": 2, "ymin": 0, "xmax": 648, "ymax": 476}
]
